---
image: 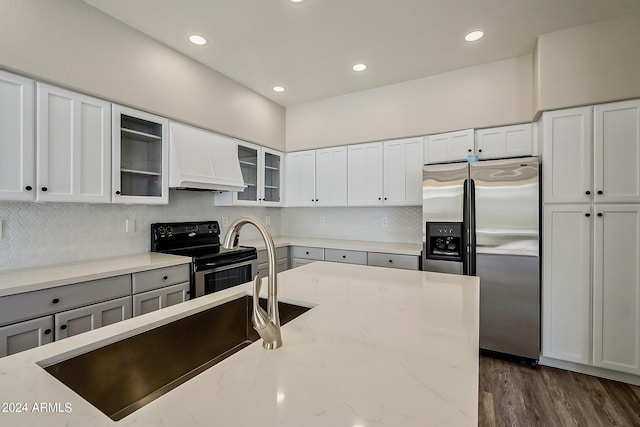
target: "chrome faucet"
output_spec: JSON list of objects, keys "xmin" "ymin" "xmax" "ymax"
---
[{"xmin": 222, "ymin": 215, "xmax": 282, "ymax": 350}]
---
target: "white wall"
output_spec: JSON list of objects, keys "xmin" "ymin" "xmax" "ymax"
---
[
  {"xmin": 535, "ymin": 13, "xmax": 640, "ymax": 114},
  {"xmin": 286, "ymin": 55, "xmax": 533, "ymax": 151},
  {"xmin": 0, "ymin": 193, "xmax": 281, "ymax": 271},
  {"xmin": 0, "ymin": 0, "xmax": 285, "ymax": 150}
]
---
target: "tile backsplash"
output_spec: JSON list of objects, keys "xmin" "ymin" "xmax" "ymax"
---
[
  {"xmin": 0, "ymin": 191, "xmax": 281, "ymax": 271},
  {"xmin": 281, "ymin": 206, "xmax": 422, "ymax": 243},
  {"xmin": 0, "ymin": 193, "xmax": 422, "ymax": 271}
]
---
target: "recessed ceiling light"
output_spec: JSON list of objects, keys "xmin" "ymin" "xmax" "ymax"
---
[
  {"xmin": 188, "ymin": 34, "xmax": 207, "ymax": 45},
  {"xmin": 352, "ymin": 63, "xmax": 367, "ymax": 72},
  {"xmin": 273, "ymin": 86, "xmax": 285, "ymax": 93},
  {"xmin": 465, "ymin": 30, "xmax": 484, "ymax": 42}
]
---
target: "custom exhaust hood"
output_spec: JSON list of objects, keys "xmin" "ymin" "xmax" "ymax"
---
[{"xmin": 169, "ymin": 121, "xmax": 246, "ymax": 192}]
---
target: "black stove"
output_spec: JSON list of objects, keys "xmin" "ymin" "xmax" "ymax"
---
[{"xmin": 151, "ymin": 221, "xmax": 257, "ymax": 298}]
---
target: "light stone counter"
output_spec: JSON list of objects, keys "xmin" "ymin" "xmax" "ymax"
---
[
  {"xmin": 243, "ymin": 236, "xmax": 422, "ymax": 256},
  {"xmin": 0, "ymin": 262, "xmax": 479, "ymax": 426},
  {"xmin": 0, "ymin": 253, "xmax": 192, "ymax": 297}
]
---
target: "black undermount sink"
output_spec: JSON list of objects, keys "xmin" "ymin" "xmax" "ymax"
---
[{"xmin": 41, "ymin": 296, "xmax": 311, "ymax": 421}]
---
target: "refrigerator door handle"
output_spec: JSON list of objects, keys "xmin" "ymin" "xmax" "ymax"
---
[{"xmin": 467, "ymin": 178, "xmax": 476, "ymax": 276}]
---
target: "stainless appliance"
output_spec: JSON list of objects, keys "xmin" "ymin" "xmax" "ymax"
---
[
  {"xmin": 151, "ymin": 221, "xmax": 257, "ymax": 298},
  {"xmin": 422, "ymin": 157, "xmax": 540, "ymax": 362}
]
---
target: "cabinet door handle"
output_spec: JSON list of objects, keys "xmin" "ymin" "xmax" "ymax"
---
[
  {"xmin": 597, "ymin": 190, "xmax": 603, "ymax": 195},
  {"xmin": 43, "ymin": 329, "xmax": 52, "ymax": 335},
  {"xmin": 25, "ymin": 185, "xmax": 33, "ymax": 191},
  {"xmin": 585, "ymin": 213, "xmax": 591, "ymax": 217},
  {"xmin": 52, "ymin": 298, "xmax": 60, "ymax": 304},
  {"xmin": 478, "ymin": 149, "xmax": 483, "ymax": 153},
  {"xmin": 384, "ymin": 197, "xmax": 387, "ymax": 200},
  {"xmin": 60, "ymin": 324, "xmax": 67, "ymax": 330},
  {"xmin": 468, "ymin": 149, "xmax": 472, "ymax": 153},
  {"xmin": 585, "ymin": 191, "xmax": 591, "ymax": 195},
  {"xmin": 597, "ymin": 213, "xmax": 603, "ymax": 217},
  {"xmin": 378, "ymin": 197, "xmax": 382, "ymax": 200},
  {"xmin": 41, "ymin": 186, "xmax": 48, "ymax": 192},
  {"xmin": 115, "ymin": 190, "xmax": 121, "ymax": 195}
]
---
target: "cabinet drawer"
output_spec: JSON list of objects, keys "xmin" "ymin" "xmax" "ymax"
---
[
  {"xmin": 132, "ymin": 264, "xmax": 190, "ymax": 294},
  {"xmin": 257, "ymin": 246, "xmax": 290, "ymax": 264},
  {"xmin": 324, "ymin": 249, "xmax": 367, "ymax": 265},
  {"xmin": 0, "ymin": 275, "xmax": 131, "ymax": 327},
  {"xmin": 367, "ymin": 253, "xmax": 419, "ymax": 270},
  {"xmin": 291, "ymin": 246, "xmax": 324, "ymax": 260}
]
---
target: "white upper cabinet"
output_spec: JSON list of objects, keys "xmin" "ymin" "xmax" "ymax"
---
[
  {"xmin": 424, "ymin": 129, "xmax": 474, "ymax": 164},
  {"xmin": 217, "ymin": 141, "xmax": 283, "ymax": 206},
  {"xmin": 594, "ymin": 99, "xmax": 640, "ymax": 204},
  {"xmin": 0, "ymin": 70, "xmax": 35, "ymax": 201},
  {"xmin": 383, "ymin": 137, "xmax": 423, "ymax": 206},
  {"xmin": 285, "ymin": 150, "xmax": 316, "ymax": 207},
  {"xmin": 542, "ymin": 106, "xmax": 594, "ymax": 204},
  {"xmin": 286, "ymin": 147, "xmax": 348, "ymax": 207},
  {"xmin": 348, "ymin": 138, "xmax": 423, "ymax": 206},
  {"xmin": 348, "ymin": 142, "xmax": 384, "ymax": 206},
  {"xmin": 315, "ymin": 146, "xmax": 348, "ymax": 206},
  {"xmin": 36, "ymin": 83, "xmax": 111, "ymax": 203},
  {"xmin": 112, "ymin": 105, "xmax": 169, "ymax": 204},
  {"xmin": 475, "ymin": 123, "xmax": 533, "ymax": 160}
]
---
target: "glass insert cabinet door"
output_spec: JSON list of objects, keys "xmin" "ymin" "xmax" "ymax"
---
[
  {"xmin": 112, "ymin": 105, "xmax": 169, "ymax": 204},
  {"xmin": 235, "ymin": 141, "xmax": 283, "ymax": 206},
  {"xmin": 237, "ymin": 144, "xmax": 259, "ymax": 202},
  {"xmin": 263, "ymin": 149, "xmax": 281, "ymax": 203}
]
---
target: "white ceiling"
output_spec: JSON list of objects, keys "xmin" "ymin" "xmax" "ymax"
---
[{"xmin": 83, "ymin": 0, "xmax": 640, "ymax": 107}]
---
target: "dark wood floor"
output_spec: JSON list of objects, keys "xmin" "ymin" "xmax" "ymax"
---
[{"xmin": 479, "ymin": 355, "xmax": 640, "ymax": 426}]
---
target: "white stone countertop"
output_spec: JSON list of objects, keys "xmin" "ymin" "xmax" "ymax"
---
[
  {"xmin": 0, "ymin": 262, "xmax": 479, "ymax": 426},
  {"xmin": 243, "ymin": 236, "xmax": 423, "ymax": 256},
  {"xmin": 0, "ymin": 253, "xmax": 192, "ymax": 297}
]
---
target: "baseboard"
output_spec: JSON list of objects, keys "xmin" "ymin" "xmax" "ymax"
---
[{"xmin": 539, "ymin": 356, "xmax": 640, "ymax": 386}]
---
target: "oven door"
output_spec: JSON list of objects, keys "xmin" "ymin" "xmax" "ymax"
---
[{"xmin": 194, "ymin": 254, "xmax": 257, "ymax": 298}]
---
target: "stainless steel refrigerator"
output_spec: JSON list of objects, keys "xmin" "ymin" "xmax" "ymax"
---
[{"xmin": 422, "ymin": 157, "xmax": 540, "ymax": 362}]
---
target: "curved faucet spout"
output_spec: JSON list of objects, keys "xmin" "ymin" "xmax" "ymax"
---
[{"xmin": 222, "ymin": 215, "xmax": 282, "ymax": 349}]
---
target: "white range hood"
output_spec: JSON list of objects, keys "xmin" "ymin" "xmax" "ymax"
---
[{"xmin": 169, "ymin": 121, "xmax": 246, "ymax": 192}]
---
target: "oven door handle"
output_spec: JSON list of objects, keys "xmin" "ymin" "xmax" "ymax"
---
[{"xmin": 197, "ymin": 253, "xmax": 257, "ymax": 270}]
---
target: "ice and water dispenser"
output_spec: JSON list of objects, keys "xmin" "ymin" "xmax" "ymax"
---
[{"xmin": 423, "ymin": 222, "xmax": 464, "ymax": 274}]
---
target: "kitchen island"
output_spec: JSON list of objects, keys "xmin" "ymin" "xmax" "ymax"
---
[{"xmin": 0, "ymin": 262, "xmax": 479, "ymax": 426}]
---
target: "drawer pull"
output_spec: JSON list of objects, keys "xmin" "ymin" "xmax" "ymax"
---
[
  {"xmin": 342, "ymin": 255, "xmax": 346, "ymax": 259},
  {"xmin": 163, "ymin": 275, "xmax": 168, "ymax": 280},
  {"xmin": 305, "ymin": 251, "xmax": 309, "ymax": 255},
  {"xmin": 60, "ymin": 325, "xmax": 67, "ymax": 330},
  {"xmin": 388, "ymin": 260, "xmax": 393, "ymax": 263},
  {"xmin": 52, "ymin": 298, "xmax": 60, "ymax": 304},
  {"xmin": 44, "ymin": 329, "xmax": 52, "ymax": 335}
]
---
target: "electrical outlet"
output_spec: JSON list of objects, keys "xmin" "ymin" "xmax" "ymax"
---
[
  {"xmin": 265, "ymin": 215, "xmax": 271, "ymax": 225},
  {"xmin": 125, "ymin": 218, "xmax": 136, "ymax": 233},
  {"xmin": 319, "ymin": 216, "xmax": 325, "ymax": 226},
  {"xmin": 221, "ymin": 217, "xmax": 229, "ymax": 227},
  {"xmin": 381, "ymin": 217, "xmax": 388, "ymax": 227}
]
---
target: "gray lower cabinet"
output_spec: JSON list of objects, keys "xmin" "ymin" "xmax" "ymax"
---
[
  {"xmin": 55, "ymin": 296, "xmax": 132, "ymax": 340},
  {"xmin": 257, "ymin": 246, "xmax": 290, "ymax": 278},
  {"xmin": 367, "ymin": 252, "xmax": 419, "ymax": 270},
  {"xmin": 131, "ymin": 265, "xmax": 190, "ymax": 316},
  {"xmin": 0, "ymin": 316, "xmax": 54, "ymax": 357},
  {"xmin": 133, "ymin": 282, "xmax": 190, "ymax": 316},
  {"xmin": 324, "ymin": 248, "xmax": 367, "ymax": 265},
  {"xmin": 290, "ymin": 246, "xmax": 324, "ymax": 269}
]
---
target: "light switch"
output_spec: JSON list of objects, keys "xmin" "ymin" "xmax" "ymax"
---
[
  {"xmin": 319, "ymin": 217, "xmax": 326, "ymax": 226},
  {"xmin": 381, "ymin": 217, "xmax": 388, "ymax": 227},
  {"xmin": 125, "ymin": 218, "xmax": 136, "ymax": 233}
]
